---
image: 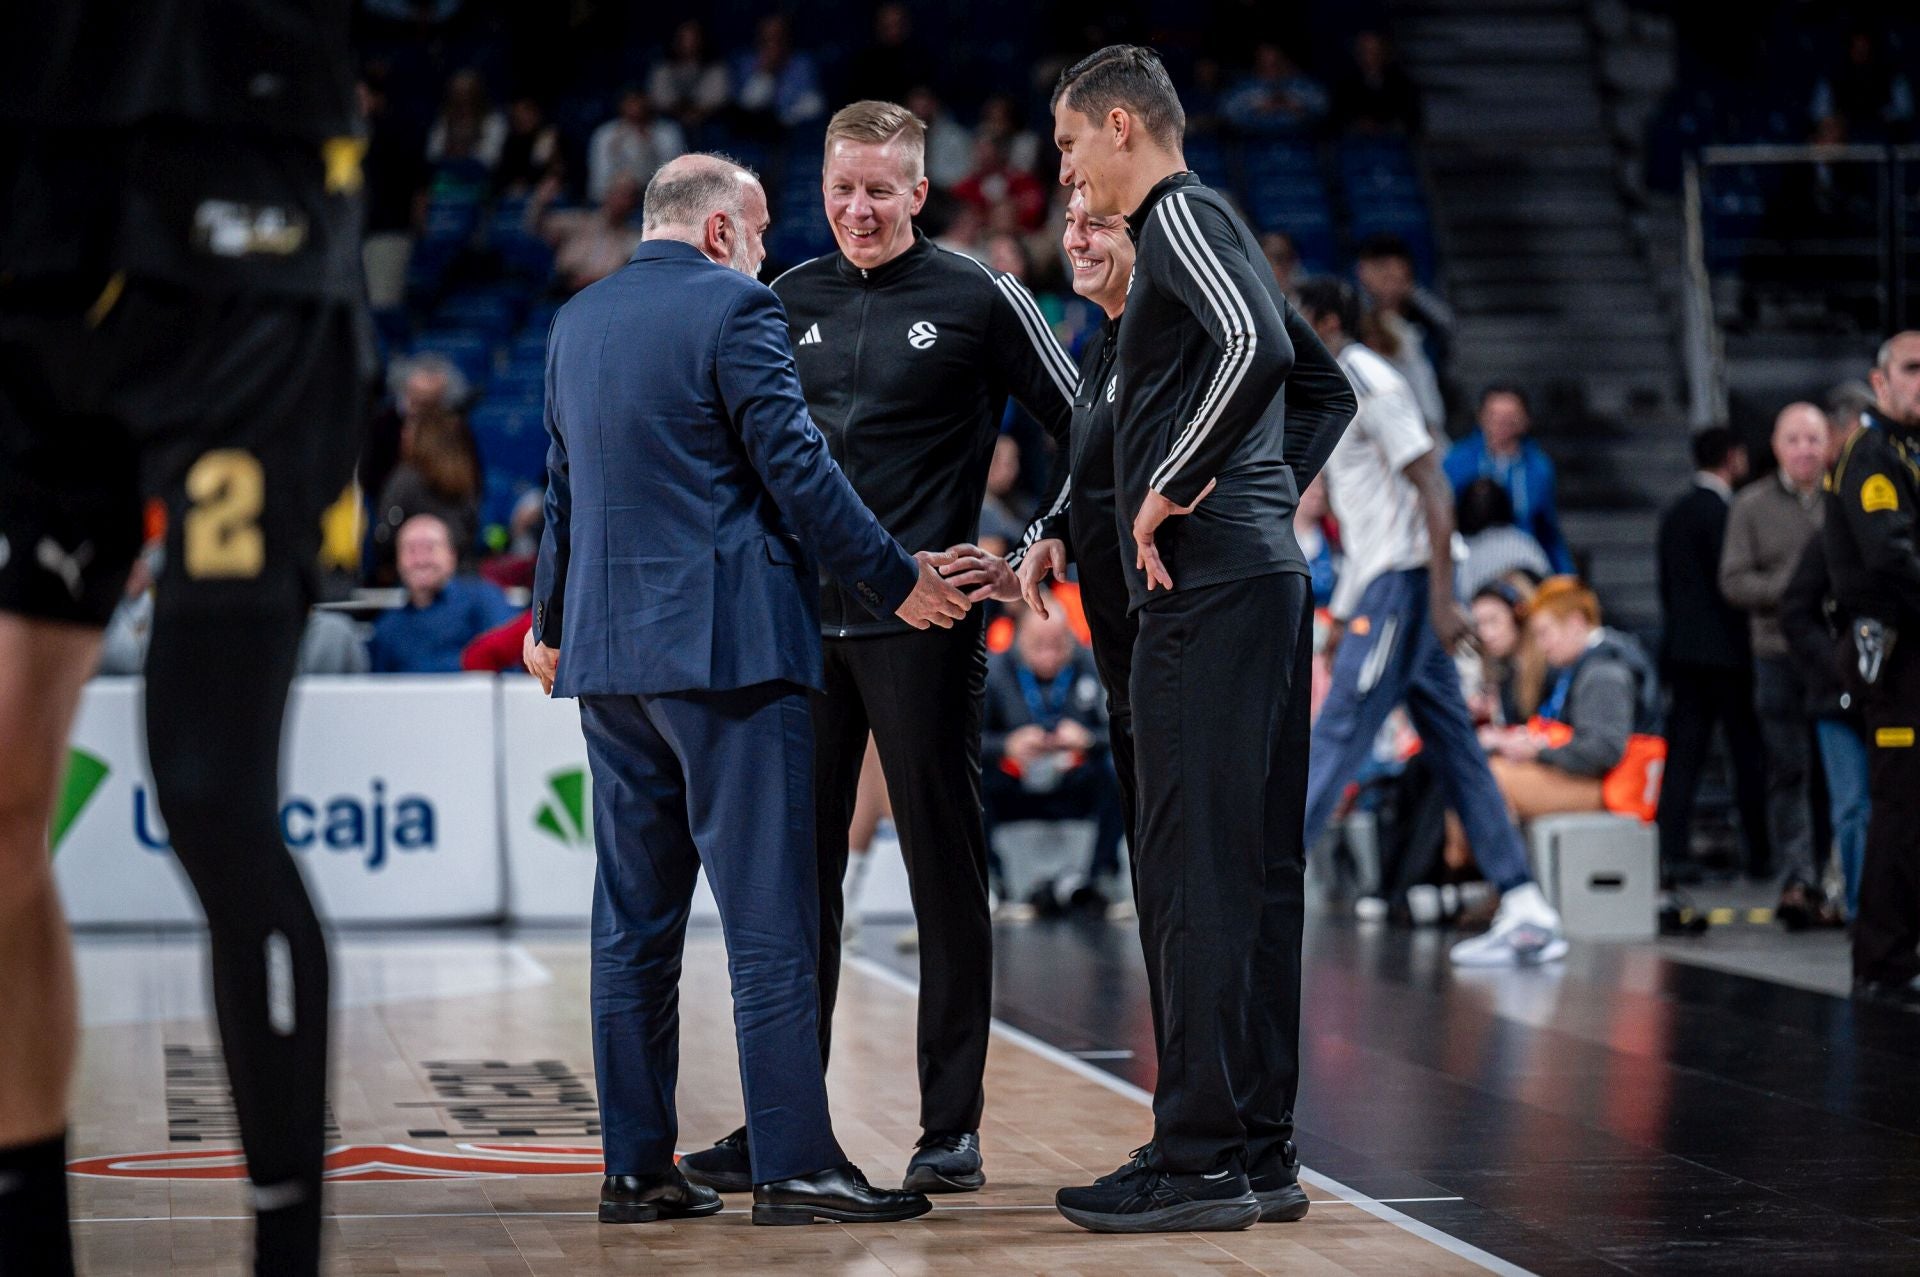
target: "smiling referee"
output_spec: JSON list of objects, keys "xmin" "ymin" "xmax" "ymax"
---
[{"xmin": 678, "ymin": 100, "xmax": 1076, "ymax": 1198}]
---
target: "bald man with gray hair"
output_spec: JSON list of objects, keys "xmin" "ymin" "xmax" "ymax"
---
[
  {"xmin": 527, "ymin": 150, "xmax": 958, "ymax": 1224},
  {"xmin": 1721, "ymin": 401, "xmax": 1839, "ymax": 925}
]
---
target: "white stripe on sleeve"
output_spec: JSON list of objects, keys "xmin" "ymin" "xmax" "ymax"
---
[{"xmin": 1150, "ymin": 192, "xmax": 1257, "ymax": 492}]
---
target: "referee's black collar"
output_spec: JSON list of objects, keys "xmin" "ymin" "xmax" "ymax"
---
[
  {"xmin": 834, "ymin": 227, "xmax": 935, "ymax": 285},
  {"xmin": 1126, "ymin": 170, "xmax": 1199, "ymax": 242}
]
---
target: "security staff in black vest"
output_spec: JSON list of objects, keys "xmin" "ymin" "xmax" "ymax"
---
[
  {"xmin": 678, "ymin": 100, "xmax": 1075, "ymax": 1196},
  {"xmin": 1826, "ymin": 330, "xmax": 1920, "ymax": 1005}
]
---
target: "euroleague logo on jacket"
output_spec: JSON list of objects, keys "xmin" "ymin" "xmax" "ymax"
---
[{"xmin": 134, "ymin": 778, "xmax": 437, "ymax": 870}]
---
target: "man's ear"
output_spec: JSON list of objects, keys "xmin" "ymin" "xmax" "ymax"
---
[
  {"xmin": 702, "ymin": 210, "xmax": 731, "ymax": 263},
  {"xmin": 1107, "ymin": 106, "xmax": 1132, "ymax": 151}
]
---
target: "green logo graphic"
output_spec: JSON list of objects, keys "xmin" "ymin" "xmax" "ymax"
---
[
  {"xmin": 534, "ymin": 768, "xmax": 591, "ymax": 848},
  {"xmin": 51, "ymin": 748, "xmax": 111, "ymax": 854}
]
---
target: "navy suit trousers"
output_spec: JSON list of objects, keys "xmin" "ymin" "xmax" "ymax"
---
[{"xmin": 580, "ymin": 681, "xmax": 844, "ymax": 1185}]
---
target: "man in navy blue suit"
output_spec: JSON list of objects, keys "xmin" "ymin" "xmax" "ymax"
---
[{"xmin": 525, "ymin": 153, "xmax": 964, "ymax": 1227}]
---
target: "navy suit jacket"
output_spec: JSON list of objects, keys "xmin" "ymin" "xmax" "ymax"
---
[{"xmin": 533, "ymin": 240, "xmax": 918, "ymax": 697}]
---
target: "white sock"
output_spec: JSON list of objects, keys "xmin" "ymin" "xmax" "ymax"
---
[{"xmin": 1500, "ymin": 881, "xmax": 1560, "ymax": 928}]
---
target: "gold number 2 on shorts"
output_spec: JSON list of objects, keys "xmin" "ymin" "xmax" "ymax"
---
[{"xmin": 184, "ymin": 450, "xmax": 265, "ymax": 578}]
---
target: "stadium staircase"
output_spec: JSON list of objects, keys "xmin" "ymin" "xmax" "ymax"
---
[{"xmin": 1390, "ymin": 0, "xmax": 1685, "ymax": 633}]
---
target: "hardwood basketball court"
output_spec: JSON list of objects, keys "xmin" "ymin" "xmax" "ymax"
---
[{"xmin": 66, "ymin": 930, "xmax": 1514, "ymax": 1276}]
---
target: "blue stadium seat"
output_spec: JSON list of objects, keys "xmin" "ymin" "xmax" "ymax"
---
[
  {"xmin": 471, "ymin": 401, "xmax": 550, "ymax": 488},
  {"xmin": 1241, "ymin": 141, "xmax": 1320, "ymax": 180},
  {"xmin": 509, "ymin": 331, "xmax": 550, "ymax": 365},
  {"xmin": 489, "ymin": 366, "xmax": 546, "ymax": 405},
  {"xmin": 433, "ymin": 293, "xmax": 518, "ymax": 340},
  {"xmin": 411, "ymin": 331, "xmax": 494, "ymax": 386}
]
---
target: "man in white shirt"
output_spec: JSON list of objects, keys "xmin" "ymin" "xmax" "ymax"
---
[
  {"xmin": 1294, "ymin": 279, "xmax": 1566, "ymax": 966},
  {"xmin": 588, "ymin": 89, "xmax": 688, "ymax": 203}
]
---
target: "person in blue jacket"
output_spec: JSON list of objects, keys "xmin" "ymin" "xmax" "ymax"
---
[
  {"xmin": 524, "ymin": 153, "xmax": 964, "ymax": 1228},
  {"xmin": 1443, "ymin": 385, "xmax": 1574, "ymax": 574}
]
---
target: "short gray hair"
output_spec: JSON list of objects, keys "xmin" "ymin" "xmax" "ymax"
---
[
  {"xmin": 1877, "ymin": 330, "xmax": 1920, "ymax": 369},
  {"xmin": 1825, "ymin": 379, "xmax": 1875, "ymax": 423},
  {"xmin": 642, "ymin": 153, "xmax": 758, "ymax": 233}
]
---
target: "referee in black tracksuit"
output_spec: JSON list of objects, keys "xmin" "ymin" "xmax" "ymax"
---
[
  {"xmin": 679, "ymin": 101, "xmax": 1075, "ymax": 1197},
  {"xmin": 1046, "ymin": 48, "xmax": 1356, "ymax": 1235}
]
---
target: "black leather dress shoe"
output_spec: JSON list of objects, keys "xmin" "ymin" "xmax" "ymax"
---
[
  {"xmin": 678, "ymin": 1127, "xmax": 753, "ymax": 1193},
  {"xmin": 903, "ymin": 1131, "xmax": 985, "ymax": 1193},
  {"xmin": 752, "ymin": 1163, "xmax": 933, "ymax": 1226},
  {"xmin": 598, "ymin": 1169, "xmax": 724, "ymax": 1223}
]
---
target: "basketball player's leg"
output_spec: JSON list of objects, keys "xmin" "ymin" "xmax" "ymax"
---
[
  {"xmin": 0, "ymin": 617, "xmax": 102, "ymax": 1276},
  {"xmin": 134, "ymin": 290, "xmax": 364, "ymax": 1275},
  {"xmin": 0, "ymin": 280, "xmax": 146, "ymax": 1276}
]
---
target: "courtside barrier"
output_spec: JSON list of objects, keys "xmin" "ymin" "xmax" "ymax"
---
[{"xmin": 58, "ymin": 675, "xmax": 916, "ymax": 927}]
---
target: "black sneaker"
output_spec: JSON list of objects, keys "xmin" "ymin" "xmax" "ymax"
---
[
  {"xmin": 903, "ymin": 1131, "xmax": 985, "ymax": 1193},
  {"xmin": 1055, "ymin": 1149, "xmax": 1258, "ymax": 1234},
  {"xmin": 678, "ymin": 1127, "xmax": 752, "ymax": 1194},
  {"xmin": 1248, "ymin": 1141, "xmax": 1309, "ymax": 1223}
]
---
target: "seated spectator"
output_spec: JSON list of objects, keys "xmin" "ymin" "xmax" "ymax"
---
[
  {"xmin": 359, "ymin": 70, "xmax": 428, "ymax": 311},
  {"xmin": 1223, "ymin": 43, "xmax": 1330, "ymax": 137},
  {"xmin": 729, "ymin": 15, "xmax": 825, "ymax": 136},
  {"xmin": 479, "ymin": 488, "xmax": 544, "ymax": 591},
  {"xmin": 1479, "ymin": 577, "xmax": 1659, "ymax": 821},
  {"xmin": 298, "ymin": 611, "xmax": 370, "ymax": 675},
  {"xmin": 1468, "ymin": 580, "xmax": 1546, "ymax": 728},
  {"xmin": 1261, "ymin": 230, "xmax": 1300, "ymax": 295},
  {"xmin": 460, "ymin": 609, "xmax": 533, "ymax": 673},
  {"xmin": 361, "ymin": 353, "xmax": 471, "ymax": 508},
  {"xmin": 100, "ymin": 545, "xmax": 370, "ymax": 675},
  {"xmin": 588, "ymin": 87, "xmax": 686, "ymax": 203},
  {"xmin": 978, "ymin": 435, "xmax": 1031, "ymax": 557},
  {"xmin": 1356, "ymin": 234, "xmax": 1451, "ymax": 430},
  {"xmin": 907, "ymin": 85, "xmax": 974, "ymax": 190},
  {"xmin": 531, "ymin": 172, "xmax": 644, "ymax": 293},
  {"xmin": 649, "ymin": 19, "xmax": 730, "ymax": 129},
  {"xmin": 426, "ymin": 69, "xmax": 505, "ymax": 172},
  {"xmin": 370, "ymin": 515, "xmax": 518, "ymax": 673},
  {"xmin": 1444, "ymin": 386, "xmax": 1575, "ymax": 574},
  {"xmin": 982, "ymin": 607, "xmax": 1126, "ymax": 911},
  {"xmin": 954, "ymin": 138, "xmax": 1047, "ymax": 231},
  {"xmin": 495, "ymin": 95, "xmax": 560, "ymax": 196},
  {"xmin": 1455, "ymin": 477, "xmax": 1551, "ymax": 600},
  {"xmin": 975, "ymin": 93, "xmax": 1042, "ymax": 175},
  {"xmin": 1333, "ymin": 31, "xmax": 1421, "ymax": 135},
  {"xmin": 1294, "ymin": 474, "xmax": 1340, "ymax": 609},
  {"xmin": 374, "ymin": 407, "xmax": 483, "ymax": 571},
  {"xmin": 845, "ymin": 2, "xmax": 936, "ymax": 108}
]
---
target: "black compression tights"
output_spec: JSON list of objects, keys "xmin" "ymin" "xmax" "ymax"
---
[{"xmin": 144, "ymin": 599, "xmax": 328, "ymax": 1277}]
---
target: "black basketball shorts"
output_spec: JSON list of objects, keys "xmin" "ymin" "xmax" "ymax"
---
[{"xmin": 0, "ymin": 274, "xmax": 369, "ymax": 626}]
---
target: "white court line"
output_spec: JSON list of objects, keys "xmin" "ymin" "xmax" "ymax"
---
[
  {"xmin": 846, "ymin": 954, "xmax": 1534, "ymax": 1277},
  {"xmin": 76, "ymin": 1200, "xmax": 1468, "ymax": 1226}
]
